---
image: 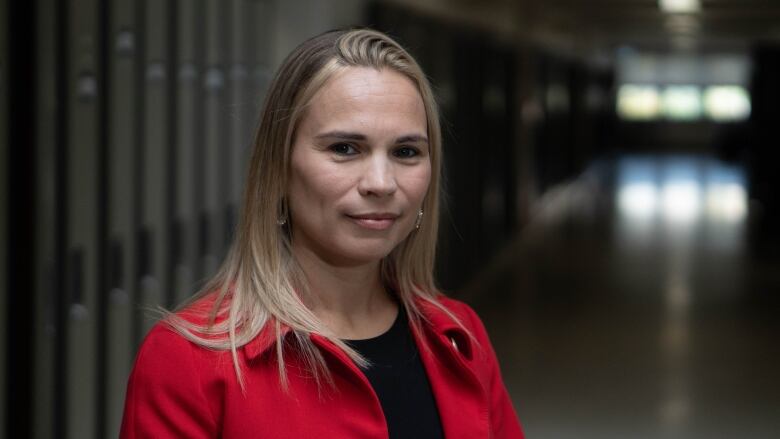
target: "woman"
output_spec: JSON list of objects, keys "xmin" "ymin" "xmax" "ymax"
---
[{"xmin": 121, "ymin": 28, "xmax": 524, "ymax": 439}]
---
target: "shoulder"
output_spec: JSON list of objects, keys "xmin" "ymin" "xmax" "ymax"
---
[
  {"xmin": 130, "ymin": 317, "xmax": 232, "ymax": 383},
  {"xmin": 126, "ymin": 321, "xmax": 232, "ymax": 412},
  {"xmin": 131, "ymin": 323, "xmax": 200, "ymax": 381},
  {"xmin": 122, "ymin": 323, "xmax": 224, "ymax": 437}
]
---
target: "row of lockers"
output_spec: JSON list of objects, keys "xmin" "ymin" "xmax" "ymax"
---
[
  {"xmin": 6, "ymin": 0, "xmax": 275, "ymax": 437},
  {"xmin": 370, "ymin": 2, "xmax": 615, "ymax": 290},
  {"xmin": 3, "ymin": 1, "xmax": 617, "ymax": 437},
  {"xmin": 1, "ymin": 0, "xmax": 8, "ymax": 436},
  {"xmin": 371, "ymin": 5, "xmax": 521, "ymax": 289}
]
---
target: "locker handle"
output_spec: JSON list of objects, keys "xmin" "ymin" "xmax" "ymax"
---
[
  {"xmin": 109, "ymin": 238, "xmax": 123, "ymax": 288},
  {"xmin": 69, "ymin": 248, "xmax": 84, "ymax": 305},
  {"xmin": 198, "ymin": 212, "xmax": 210, "ymax": 257},
  {"xmin": 68, "ymin": 248, "xmax": 89, "ymax": 320},
  {"xmin": 136, "ymin": 226, "xmax": 152, "ymax": 278},
  {"xmin": 170, "ymin": 219, "xmax": 183, "ymax": 265},
  {"xmin": 109, "ymin": 238, "xmax": 129, "ymax": 306}
]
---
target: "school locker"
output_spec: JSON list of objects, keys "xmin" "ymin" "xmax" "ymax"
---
[
  {"xmin": 105, "ymin": 0, "xmax": 138, "ymax": 436},
  {"xmin": 139, "ymin": 0, "xmax": 171, "ymax": 336},
  {"xmin": 227, "ymin": 0, "xmax": 250, "ymax": 240},
  {"xmin": 248, "ymin": 0, "xmax": 274, "ymax": 121},
  {"xmin": 66, "ymin": 0, "xmax": 100, "ymax": 436},
  {"xmin": 201, "ymin": 0, "xmax": 228, "ymax": 278},
  {"xmin": 538, "ymin": 57, "xmax": 575, "ymax": 190},
  {"xmin": 32, "ymin": 1, "xmax": 61, "ymax": 437},
  {"xmin": 480, "ymin": 48, "xmax": 516, "ymax": 256},
  {"xmin": 172, "ymin": 0, "xmax": 202, "ymax": 306},
  {"xmin": 0, "ymin": 0, "xmax": 7, "ymax": 433}
]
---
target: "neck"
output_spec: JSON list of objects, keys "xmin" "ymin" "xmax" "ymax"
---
[{"xmin": 292, "ymin": 243, "xmax": 397, "ymax": 338}]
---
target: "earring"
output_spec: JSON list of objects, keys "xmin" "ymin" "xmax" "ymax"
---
[
  {"xmin": 414, "ymin": 208, "xmax": 424, "ymax": 230},
  {"xmin": 277, "ymin": 199, "xmax": 288, "ymax": 226}
]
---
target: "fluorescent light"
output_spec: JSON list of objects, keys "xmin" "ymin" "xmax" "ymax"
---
[
  {"xmin": 617, "ymin": 85, "xmax": 661, "ymax": 120},
  {"xmin": 703, "ymin": 86, "xmax": 751, "ymax": 121},
  {"xmin": 661, "ymin": 86, "xmax": 702, "ymax": 120},
  {"xmin": 659, "ymin": 0, "xmax": 701, "ymax": 14}
]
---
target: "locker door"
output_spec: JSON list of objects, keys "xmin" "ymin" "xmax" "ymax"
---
[
  {"xmin": 0, "ymin": 0, "xmax": 7, "ymax": 434},
  {"xmin": 248, "ymin": 0, "xmax": 273, "ymax": 106},
  {"xmin": 32, "ymin": 1, "xmax": 60, "ymax": 437},
  {"xmin": 66, "ymin": 0, "xmax": 100, "ymax": 436},
  {"xmin": 173, "ymin": 0, "xmax": 202, "ymax": 306},
  {"xmin": 481, "ymin": 47, "xmax": 511, "ymax": 255},
  {"xmin": 105, "ymin": 0, "xmax": 138, "ymax": 436},
  {"xmin": 201, "ymin": 0, "xmax": 227, "ymax": 277},
  {"xmin": 227, "ymin": 0, "xmax": 249, "ymax": 241},
  {"xmin": 138, "ymin": 0, "xmax": 171, "ymax": 336}
]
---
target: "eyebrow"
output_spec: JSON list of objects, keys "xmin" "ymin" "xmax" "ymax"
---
[
  {"xmin": 315, "ymin": 131, "xmax": 366, "ymax": 141},
  {"xmin": 315, "ymin": 131, "xmax": 428, "ymax": 144},
  {"xmin": 395, "ymin": 134, "xmax": 429, "ymax": 144}
]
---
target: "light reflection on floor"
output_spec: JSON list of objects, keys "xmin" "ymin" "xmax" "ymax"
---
[{"xmin": 462, "ymin": 154, "xmax": 780, "ymax": 439}]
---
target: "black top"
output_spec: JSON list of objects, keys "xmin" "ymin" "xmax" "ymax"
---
[{"xmin": 344, "ymin": 307, "xmax": 445, "ymax": 439}]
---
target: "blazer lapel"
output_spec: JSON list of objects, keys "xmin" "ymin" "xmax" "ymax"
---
[{"xmin": 413, "ymin": 299, "xmax": 490, "ymax": 439}]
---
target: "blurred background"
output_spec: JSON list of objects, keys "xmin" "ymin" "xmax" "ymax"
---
[{"xmin": 2, "ymin": 0, "xmax": 780, "ymax": 437}]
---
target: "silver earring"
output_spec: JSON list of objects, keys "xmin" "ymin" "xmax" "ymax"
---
[
  {"xmin": 414, "ymin": 208, "xmax": 424, "ymax": 229},
  {"xmin": 277, "ymin": 200, "xmax": 288, "ymax": 226}
]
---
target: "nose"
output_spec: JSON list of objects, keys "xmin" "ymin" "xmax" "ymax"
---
[{"xmin": 357, "ymin": 156, "xmax": 397, "ymax": 197}]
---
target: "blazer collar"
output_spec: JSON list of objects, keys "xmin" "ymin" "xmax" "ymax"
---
[
  {"xmin": 243, "ymin": 320, "xmax": 292, "ymax": 362},
  {"xmin": 415, "ymin": 295, "xmax": 465, "ymax": 334},
  {"xmin": 243, "ymin": 295, "xmax": 468, "ymax": 362},
  {"xmin": 415, "ymin": 296, "xmax": 475, "ymax": 360}
]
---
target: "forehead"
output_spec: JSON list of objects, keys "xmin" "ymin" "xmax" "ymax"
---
[{"xmin": 299, "ymin": 66, "xmax": 427, "ymax": 134}]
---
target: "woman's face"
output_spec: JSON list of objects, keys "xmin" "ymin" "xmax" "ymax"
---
[{"xmin": 288, "ymin": 66, "xmax": 431, "ymax": 266}]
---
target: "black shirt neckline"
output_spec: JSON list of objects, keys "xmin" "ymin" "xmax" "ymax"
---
[
  {"xmin": 339, "ymin": 305, "xmax": 445, "ymax": 439},
  {"xmin": 342, "ymin": 305, "xmax": 404, "ymax": 344}
]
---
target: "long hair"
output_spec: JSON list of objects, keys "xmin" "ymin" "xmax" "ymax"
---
[{"xmin": 164, "ymin": 28, "xmax": 467, "ymax": 391}]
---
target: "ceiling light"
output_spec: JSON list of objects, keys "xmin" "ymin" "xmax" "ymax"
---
[{"xmin": 659, "ymin": 0, "xmax": 701, "ymax": 14}]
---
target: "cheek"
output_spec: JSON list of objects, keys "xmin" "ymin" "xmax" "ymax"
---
[
  {"xmin": 289, "ymin": 162, "xmax": 350, "ymax": 214},
  {"xmin": 403, "ymin": 166, "xmax": 432, "ymax": 202}
]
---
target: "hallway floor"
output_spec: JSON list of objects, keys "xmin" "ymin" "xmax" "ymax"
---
[{"xmin": 464, "ymin": 154, "xmax": 780, "ymax": 439}]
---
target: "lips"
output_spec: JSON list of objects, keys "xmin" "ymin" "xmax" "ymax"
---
[{"xmin": 346, "ymin": 212, "xmax": 399, "ymax": 230}]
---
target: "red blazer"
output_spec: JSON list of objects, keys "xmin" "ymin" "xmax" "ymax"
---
[{"xmin": 120, "ymin": 296, "xmax": 525, "ymax": 438}]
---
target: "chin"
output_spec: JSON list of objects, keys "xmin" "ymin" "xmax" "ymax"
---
[{"xmin": 330, "ymin": 240, "xmax": 399, "ymax": 266}]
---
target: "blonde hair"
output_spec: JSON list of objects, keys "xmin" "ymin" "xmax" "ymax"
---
[{"xmin": 165, "ymin": 28, "xmax": 466, "ymax": 391}]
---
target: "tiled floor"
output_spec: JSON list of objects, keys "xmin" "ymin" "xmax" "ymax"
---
[{"xmin": 464, "ymin": 155, "xmax": 780, "ymax": 438}]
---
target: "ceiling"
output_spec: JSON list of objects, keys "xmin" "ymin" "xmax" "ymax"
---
[
  {"xmin": 530, "ymin": 0, "xmax": 780, "ymax": 52},
  {"xmin": 388, "ymin": 0, "xmax": 780, "ymax": 53}
]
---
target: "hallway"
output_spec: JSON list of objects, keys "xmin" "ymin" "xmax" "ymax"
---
[
  {"xmin": 466, "ymin": 154, "xmax": 780, "ymax": 438},
  {"xmin": 5, "ymin": 1, "xmax": 780, "ymax": 436}
]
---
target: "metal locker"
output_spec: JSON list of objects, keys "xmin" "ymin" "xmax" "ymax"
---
[
  {"xmin": 201, "ymin": 0, "xmax": 228, "ymax": 278},
  {"xmin": 248, "ymin": 0, "xmax": 274, "ymax": 107},
  {"xmin": 32, "ymin": 1, "xmax": 61, "ymax": 437},
  {"xmin": 138, "ymin": 0, "xmax": 171, "ymax": 336},
  {"xmin": 66, "ymin": 0, "xmax": 100, "ymax": 436},
  {"xmin": 0, "ymin": 0, "xmax": 7, "ymax": 433},
  {"xmin": 105, "ymin": 0, "xmax": 138, "ymax": 436},
  {"xmin": 227, "ymin": 0, "xmax": 250, "ymax": 243},
  {"xmin": 172, "ymin": 0, "xmax": 203, "ymax": 306}
]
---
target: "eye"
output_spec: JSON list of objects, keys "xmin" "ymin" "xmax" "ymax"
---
[
  {"xmin": 393, "ymin": 146, "xmax": 420, "ymax": 158},
  {"xmin": 329, "ymin": 143, "xmax": 359, "ymax": 155}
]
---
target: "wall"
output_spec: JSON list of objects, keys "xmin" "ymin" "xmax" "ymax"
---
[{"xmin": 12, "ymin": 1, "xmax": 368, "ymax": 437}]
